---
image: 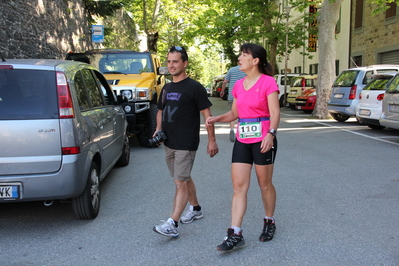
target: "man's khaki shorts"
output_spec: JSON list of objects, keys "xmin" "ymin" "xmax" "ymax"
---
[{"xmin": 164, "ymin": 146, "xmax": 197, "ymax": 181}]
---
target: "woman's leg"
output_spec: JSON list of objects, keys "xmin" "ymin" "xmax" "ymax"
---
[
  {"xmin": 255, "ymin": 164, "xmax": 276, "ymax": 217},
  {"xmin": 231, "ymin": 162, "xmax": 253, "ymax": 227}
]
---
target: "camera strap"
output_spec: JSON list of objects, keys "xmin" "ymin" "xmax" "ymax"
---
[{"xmin": 161, "ymin": 83, "xmax": 171, "ymax": 109}]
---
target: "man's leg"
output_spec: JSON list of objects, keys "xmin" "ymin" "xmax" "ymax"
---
[{"xmin": 171, "ymin": 179, "xmax": 189, "ymax": 222}]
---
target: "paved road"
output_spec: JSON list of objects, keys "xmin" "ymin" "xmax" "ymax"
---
[{"xmin": 1, "ymin": 97, "xmax": 399, "ymax": 266}]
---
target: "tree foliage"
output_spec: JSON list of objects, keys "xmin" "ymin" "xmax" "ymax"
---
[{"xmin": 82, "ymin": 0, "xmax": 124, "ymax": 24}]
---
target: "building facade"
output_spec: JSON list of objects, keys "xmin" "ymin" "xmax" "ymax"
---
[
  {"xmin": 275, "ymin": 0, "xmax": 399, "ymax": 77},
  {"xmin": 351, "ymin": 0, "xmax": 399, "ymax": 66}
]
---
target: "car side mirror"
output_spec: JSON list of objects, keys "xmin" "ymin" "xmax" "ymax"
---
[
  {"xmin": 117, "ymin": 95, "xmax": 129, "ymax": 104},
  {"xmin": 158, "ymin": 67, "xmax": 169, "ymax": 75}
]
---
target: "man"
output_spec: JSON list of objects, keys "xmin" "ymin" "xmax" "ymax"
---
[
  {"xmin": 153, "ymin": 46, "xmax": 219, "ymax": 237},
  {"xmin": 219, "ymin": 65, "xmax": 246, "ymax": 142}
]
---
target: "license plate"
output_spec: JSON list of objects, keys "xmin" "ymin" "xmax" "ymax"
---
[
  {"xmin": 334, "ymin": 93, "xmax": 344, "ymax": 99},
  {"xmin": 359, "ymin": 109, "xmax": 371, "ymax": 116},
  {"xmin": 297, "ymin": 106, "xmax": 302, "ymax": 110},
  {"xmin": 291, "ymin": 91, "xmax": 297, "ymax": 95},
  {"xmin": 389, "ymin": 105, "xmax": 399, "ymax": 113},
  {"xmin": 0, "ymin": 185, "xmax": 19, "ymax": 199}
]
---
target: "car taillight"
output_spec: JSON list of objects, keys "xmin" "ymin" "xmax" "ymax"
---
[
  {"xmin": 359, "ymin": 93, "xmax": 362, "ymax": 100},
  {"xmin": 0, "ymin": 65, "xmax": 13, "ymax": 69},
  {"xmin": 56, "ymin": 72, "xmax": 75, "ymax": 118},
  {"xmin": 349, "ymin": 85, "xmax": 357, "ymax": 100},
  {"xmin": 377, "ymin": 93, "xmax": 384, "ymax": 101},
  {"xmin": 62, "ymin": 147, "xmax": 81, "ymax": 155}
]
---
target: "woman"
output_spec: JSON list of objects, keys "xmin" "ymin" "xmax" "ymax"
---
[{"xmin": 206, "ymin": 43, "xmax": 280, "ymax": 251}]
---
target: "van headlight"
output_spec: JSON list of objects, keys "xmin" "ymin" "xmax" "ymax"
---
[{"xmin": 121, "ymin": 90, "xmax": 133, "ymax": 100}]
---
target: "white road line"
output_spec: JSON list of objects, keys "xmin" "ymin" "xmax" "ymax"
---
[{"xmin": 315, "ymin": 121, "xmax": 399, "ymax": 146}]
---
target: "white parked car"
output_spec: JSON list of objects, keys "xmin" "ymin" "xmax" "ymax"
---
[
  {"xmin": 274, "ymin": 73, "xmax": 300, "ymax": 107},
  {"xmin": 380, "ymin": 72, "xmax": 399, "ymax": 130},
  {"xmin": 355, "ymin": 73, "xmax": 396, "ymax": 129}
]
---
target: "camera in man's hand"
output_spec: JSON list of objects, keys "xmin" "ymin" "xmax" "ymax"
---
[{"xmin": 149, "ymin": 130, "xmax": 167, "ymax": 147}]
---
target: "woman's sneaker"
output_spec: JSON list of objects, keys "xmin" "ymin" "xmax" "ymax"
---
[
  {"xmin": 259, "ymin": 218, "xmax": 276, "ymax": 242},
  {"xmin": 217, "ymin": 228, "xmax": 245, "ymax": 251},
  {"xmin": 153, "ymin": 218, "xmax": 179, "ymax": 237},
  {"xmin": 180, "ymin": 206, "xmax": 203, "ymax": 224}
]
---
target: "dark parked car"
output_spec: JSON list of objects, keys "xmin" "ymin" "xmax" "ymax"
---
[{"xmin": 0, "ymin": 59, "xmax": 130, "ymax": 219}]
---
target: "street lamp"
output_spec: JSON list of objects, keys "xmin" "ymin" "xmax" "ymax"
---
[{"xmin": 283, "ymin": 6, "xmax": 292, "ymax": 108}]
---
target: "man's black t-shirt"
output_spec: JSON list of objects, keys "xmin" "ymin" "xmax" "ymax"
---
[{"xmin": 158, "ymin": 77, "xmax": 211, "ymax": 151}]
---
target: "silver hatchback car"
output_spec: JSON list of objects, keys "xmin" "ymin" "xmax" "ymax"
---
[
  {"xmin": 0, "ymin": 59, "xmax": 130, "ymax": 219},
  {"xmin": 380, "ymin": 72, "xmax": 399, "ymax": 130}
]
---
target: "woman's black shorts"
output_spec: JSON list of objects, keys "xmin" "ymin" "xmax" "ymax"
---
[{"xmin": 232, "ymin": 138, "xmax": 277, "ymax": 165}]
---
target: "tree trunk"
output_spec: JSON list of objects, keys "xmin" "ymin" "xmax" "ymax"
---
[
  {"xmin": 147, "ymin": 31, "xmax": 159, "ymax": 52},
  {"xmin": 313, "ymin": 0, "xmax": 344, "ymax": 119}
]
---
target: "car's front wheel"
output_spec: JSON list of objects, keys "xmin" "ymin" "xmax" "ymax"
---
[
  {"xmin": 137, "ymin": 103, "xmax": 158, "ymax": 148},
  {"xmin": 72, "ymin": 162, "xmax": 100, "ymax": 219},
  {"xmin": 116, "ymin": 134, "xmax": 130, "ymax": 166}
]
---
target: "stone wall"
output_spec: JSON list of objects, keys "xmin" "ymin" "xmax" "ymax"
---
[
  {"xmin": 350, "ymin": 1, "xmax": 399, "ymax": 65},
  {"xmin": 0, "ymin": 0, "xmax": 93, "ymax": 59}
]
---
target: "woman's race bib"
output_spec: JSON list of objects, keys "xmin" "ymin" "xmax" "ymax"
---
[{"xmin": 238, "ymin": 121, "xmax": 262, "ymax": 139}]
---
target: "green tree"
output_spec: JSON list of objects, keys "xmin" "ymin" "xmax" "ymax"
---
[{"xmin": 191, "ymin": 0, "xmax": 312, "ymax": 75}]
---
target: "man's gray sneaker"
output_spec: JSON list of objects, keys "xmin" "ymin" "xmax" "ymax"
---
[
  {"xmin": 153, "ymin": 218, "xmax": 179, "ymax": 237},
  {"xmin": 180, "ymin": 206, "xmax": 203, "ymax": 224}
]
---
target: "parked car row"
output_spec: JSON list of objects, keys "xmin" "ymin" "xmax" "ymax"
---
[
  {"xmin": 282, "ymin": 64, "xmax": 399, "ymax": 131},
  {"xmin": 0, "ymin": 59, "xmax": 131, "ymax": 220}
]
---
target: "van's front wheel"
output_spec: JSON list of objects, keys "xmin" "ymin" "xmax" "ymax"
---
[
  {"xmin": 72, "ymin": 162, "xmax": 100, "ymax": 219},
  {"xmin": 137, "ymin": 104, "xmax": 158, "ymax": 148}
]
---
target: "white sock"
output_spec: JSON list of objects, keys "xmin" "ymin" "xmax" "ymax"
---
[
  {"xmin": 265, "ymin": 216, "xmax": 275, "ymax": 222},
  {"xmin": 231, "ymin": 226, "xmax": 242, "ymax": 235}
]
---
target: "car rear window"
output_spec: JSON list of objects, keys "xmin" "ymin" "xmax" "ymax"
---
[
  {"xmin": 333, "ymin": 70, "xmax": 359, "ymax": 86},
  {"xmin": 292, "ymin": 77, "xmax": 314, "ymax": 87},
  {"xmin": 386, "ymin": 75, "xmax": 399, "ymax": 93},
  {"xmin": 363, "ymin": 77, "xmax": 393, "ymax": 91},
  {"xmin": 0, "ymin": 69, "xmax": 58, "ymax": 120}
]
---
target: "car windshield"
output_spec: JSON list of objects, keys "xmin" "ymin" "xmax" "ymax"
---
[
  {"xmin": 0, "ymin": 69, "xmax": 58, "ymax": 120},
  {"xmin": 85, "ymin": 52, "xmax": 154, "ymax": 75},
  {"xmin": 333, "ymin": 70, "xmax": 359, "ymax": 87},
  {"xmin": 385, "ymin": 75, "xmax": 399, "ymax": 93}
]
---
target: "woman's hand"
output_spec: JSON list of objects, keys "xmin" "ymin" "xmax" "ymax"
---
[
  {"xmin": 260, "ymin": 133, "xmax": 274, "ymax": 153},
  {"xmin": 205, "ymin": 116, "xmax": 218, "ymax": 127}
]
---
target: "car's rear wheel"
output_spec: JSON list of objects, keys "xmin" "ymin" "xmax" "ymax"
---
[
  {"xmin": 116, "ymin": 134, "xmax": 130, "ymax": 166},
  {"xmin": 137, "ymin": 103, "xmax": 158, "ymax": 148},
  {"xmin": 331, "ymin": 113, "xmax": 350, "ymax": 122},
  {"xmin": 279, "ymin": 95, "xmax": 284, "ymax": 107},
  {"xmin": 72, "ymin": 162, "xmax": 100, "ymax": 219},
  {"xmin": 367, "ymin": 124, "xmax": 385, "ymax": 130}
]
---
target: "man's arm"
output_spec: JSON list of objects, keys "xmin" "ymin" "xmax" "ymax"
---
[
  {"xmin": 153, "ymin": 110, "xmax": 163, "ymax": 137},
  {"xmin": 200, "ymin": 107, "xmax": 218, "ymax": 158},
  {"xmin": 219, "ymin": 79, "xmax": 229, "ymax": 98}
]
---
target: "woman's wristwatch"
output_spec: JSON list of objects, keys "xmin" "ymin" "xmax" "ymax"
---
[{"xmin": 268, "ymin": 128, "xmax": 277, "ymax": 137}]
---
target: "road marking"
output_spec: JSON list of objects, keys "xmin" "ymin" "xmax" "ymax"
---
[{"xmin": 315, "ymin": 121, "xmax": 399, "ymax": 146}]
